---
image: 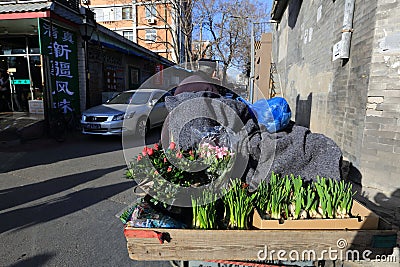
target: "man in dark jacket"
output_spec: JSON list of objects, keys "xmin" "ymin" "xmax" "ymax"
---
[{"xmin": 174, "ymin": 59, "xmax": 221, "ymax": 95}]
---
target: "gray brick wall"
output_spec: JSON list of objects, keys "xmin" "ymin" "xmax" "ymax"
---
[
  {"xmin": 272, "ymin": 0, "xmax": 399, "ymax": 195},
  {"xmin": 361, "ymin": 0, "xmax": 400, "ymax": 192}
]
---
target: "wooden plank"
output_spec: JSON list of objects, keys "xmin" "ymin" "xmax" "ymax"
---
[{"xmin": 125, "ymin": 228, "xmax": 397, "ymax": 261}]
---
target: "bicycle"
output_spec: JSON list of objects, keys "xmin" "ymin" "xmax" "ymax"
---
[
  {"xmin": 48, "ymin": 109, "xmax": 81, "ymax": 142},
  {"xmin": 49, "ymin": 109, "xmax": 67, "ymax": 142}
]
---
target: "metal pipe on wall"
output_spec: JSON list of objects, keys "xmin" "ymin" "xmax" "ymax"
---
[
  {"xmin": 340, "ymin": 0, "xmax": 356, "ymax": 59},
  {"xmin": 249, "ymin": 22, "xmax": 255, "ymax": 103}
]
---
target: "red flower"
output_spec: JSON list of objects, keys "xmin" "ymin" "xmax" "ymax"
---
[
  {"xmin": 163, "ymin": 157, "xmax": 167, "ymax": 163},
  {"xmin": 153, "ymin": 143, "xmax": 159, "ymax": 150},
  {"xmin": 189, "ymin": 150, "xmax": 194, "ymax": 156},
  {"xmin": 176, "ymin": 152, "xmax": 183, "ymax": 159},
  {"xmin": 142, "ymin": 146, "xmax": 148, "ymax": 156},
  {"xmin": 167, "ymin": 166, "xmax": 172, "ymax": 172},
  {"xmin": 147, "ymin": 148, "xmax": 154, "ymax": 156},
  {"xmin": 169, "ymin": 142, "xmax": 176, "ymax": 150},
  {"xmin": 137, "ymin": 154, "xmax": 142, "ymax": 161}
]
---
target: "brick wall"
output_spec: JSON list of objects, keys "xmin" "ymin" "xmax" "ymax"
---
[
  {"xmin": 272, "ymin": 0, "xmax": 400, "ymax": 195},
  {"xmin": 361, "ymin": 0, "xmax": 400, "ymax": 192}
]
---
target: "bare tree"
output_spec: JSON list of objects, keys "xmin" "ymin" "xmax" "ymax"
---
[
  {"xmin": 137, "ymin": 0, "xmax": 194, "ymax": 64},
  {"xmin": 194, "ymin": 0, "xmax": 268, "ymax": 82}
]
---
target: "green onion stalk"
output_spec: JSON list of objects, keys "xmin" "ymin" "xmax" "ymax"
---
[
  {"xmin": 268, "ymin": 173, "xmax": 291, "ymax": 220},
  {"xmin": 290, "ymin": 175, "xmax": 304, "ymax": 219},
  {"xmin": 254, "ymin": 180, "xmax": 270, "ymax": 216},
  {"xmin": 223, "ymin": 178, "xmax": 256, "ymax": 229},
  {"xmin": 303, "ymin": 183, "xmax": 317, "ymax": 219},
  {"xmin": 336, "ymin": 180, "xmax": 356, "ymax": 218},
  {"xmin": 314, "ymin": 177, "xmax": 356, "ymax": 219},
  {"xmin": 192, "ymin": 190, "xmax": 218, "ymax": 229}
]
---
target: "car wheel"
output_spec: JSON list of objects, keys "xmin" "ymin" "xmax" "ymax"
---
[{"xmin": 136, "ymin": 117, "xmax": 149, "ymax": 137}]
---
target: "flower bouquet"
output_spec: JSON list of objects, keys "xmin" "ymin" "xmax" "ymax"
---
[{"xmin": 126, "ymin": 141, "xmax": 234, "ymax": 209}]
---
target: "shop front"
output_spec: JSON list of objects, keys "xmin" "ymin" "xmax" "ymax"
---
[
  {"xmin": 0, "ymin": 21, "xmax": 43, "ymax": 113},
  {"xmin": 0, "ymin": 0, "xmax": 84, "ymax": 124}
]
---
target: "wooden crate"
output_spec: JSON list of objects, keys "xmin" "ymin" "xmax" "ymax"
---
[{"xmin": 124, "ymin": 227, "xmax": 397, "ymax": 261}]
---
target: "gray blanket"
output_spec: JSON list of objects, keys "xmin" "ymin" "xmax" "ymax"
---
[
  {"xmin": 164, "ymin": 92, "xmax": 342, "ymax": 191},
  {"xmin": 248, "ymin": 122, "xmax": 342, "ymax": 191}
]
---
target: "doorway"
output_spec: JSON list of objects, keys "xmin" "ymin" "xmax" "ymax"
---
[{"xmin": 0, "ymin": 36, "xmax": 43, "ymax": 112}]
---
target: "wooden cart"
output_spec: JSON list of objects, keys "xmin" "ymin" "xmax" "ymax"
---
[
  {"xmin": 124, "ymin": 227, "xmax": 398, "ymax": 262},
  {"xmin": 124, "ymin": 199, "xmax": 398, "ymax": 262}
]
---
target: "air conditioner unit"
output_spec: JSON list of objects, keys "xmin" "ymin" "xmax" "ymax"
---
[{"xmin": 147, "ymin": 18, "xmax": 156, "ymax": 24}]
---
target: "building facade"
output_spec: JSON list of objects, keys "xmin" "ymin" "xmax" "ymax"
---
[
  {"xmin": 270, "ymin": 0, "xmax": 400, "ymax": 214},
  {"xmin": 90, "ymin": 0, "xmax": 190, "ymax": 63},
  {"xmin": 253, "ymin": 32, "xmax": 272, "ymax": 102},
  {"xmin": 0, "ymin": 0, "xmax": 174, "ymax": 122}
]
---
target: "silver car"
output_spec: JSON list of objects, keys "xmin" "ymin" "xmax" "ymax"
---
[{"xmin": 81, "ymin": 89, "xmax": 170, "ymax": 136}]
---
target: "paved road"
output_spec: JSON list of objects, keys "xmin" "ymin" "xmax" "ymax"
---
[{"xmin": 0, "ymin": 130, "xmax": 172, "ymax": 266}]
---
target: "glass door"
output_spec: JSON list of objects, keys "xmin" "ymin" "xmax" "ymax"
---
[{"xmin": 0, "ymin": 35, "xmax": 42, "ymax": 112}]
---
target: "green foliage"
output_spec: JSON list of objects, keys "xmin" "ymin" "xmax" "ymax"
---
[
  {"xmin": 255, "ymin": 173, "xmax": 356, "ymax": 220},
  {"xmin": 126, "ymin": 142, "xmax": 234, "ymax": 207},
  {"xmin": 192, "ymin": 190, "xmax": 218, "ymax": 229},
  {"xmin": 223, "ymin": 178, "xmax": 256, "ymax": 229}
]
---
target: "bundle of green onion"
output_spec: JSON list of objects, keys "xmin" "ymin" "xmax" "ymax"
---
[
  {"xmin": 254, "ymin": 173, "xmax": 356, "ymax": 220},
  {"xmin": 223, "ymin": 178, "xmax": 256, "ymax": 229},
  {"xmin": 191, "ymin": 190, "xmax": 218, "ymax": 229},
  {"xmin": 314, "ymin": 177, "xmax": 355, "ymax": 219}
]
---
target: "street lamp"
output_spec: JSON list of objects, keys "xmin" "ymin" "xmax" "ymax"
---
[{"xmin": 80, "ymin": 7, "xmax": 95, "ymax": 109}]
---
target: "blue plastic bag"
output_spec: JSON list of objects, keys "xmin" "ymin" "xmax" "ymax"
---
[{"xmin": 251, "ymin": 97, "xmax": 291, "ymax": 133}]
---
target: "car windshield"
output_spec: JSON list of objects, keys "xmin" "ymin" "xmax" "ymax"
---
[{"xmin": 107, "ymin": 92, "xmax": 151, "ymax": 105}]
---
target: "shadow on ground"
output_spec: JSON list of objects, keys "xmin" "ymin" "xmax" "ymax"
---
[
  {"xmin": 0, "ymin": 165, "xmax": 125, "ymax": 212},
  {"xmin": 8, "ymin": 253, "xmax": 55, "ymax": 267},
  {"xmin": 0, "ymin": 127, "xmax": 162, "ymax": 173},
  {"xmin": 0, "ymin": 166, "xmax": 133, "ymax": 233}
]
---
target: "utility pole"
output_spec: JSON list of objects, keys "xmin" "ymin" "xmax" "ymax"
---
[
  {"xmin": 249, "ymin": 22, "xmax": 255, "ymax": 103},
  {"xmin": 199, "ymin": 21, "xmax": 203, "ymax": 59}
]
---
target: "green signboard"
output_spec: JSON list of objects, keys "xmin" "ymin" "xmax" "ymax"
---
[
  {"xmin": 11, "ymin": 79, "xmax": 30, "ymax": 85},
  {"xmin": 39, "ymin": 19, "xmax": 80, "ymax": 114}
]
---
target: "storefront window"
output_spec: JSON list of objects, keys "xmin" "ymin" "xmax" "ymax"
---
[
  {"xmin": 0, "ymin": 37, "xmax": 26, "ymax": 55},
  {"xmin": 0, "ymin": 36, "xmax": 43, "ymax": 111},
  {"xmin": 28, "ymin": 36, "xmax": 40, "ymax": 54}
]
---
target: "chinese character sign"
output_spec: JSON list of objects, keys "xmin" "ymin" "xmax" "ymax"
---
[
  {"xmin": 154, "ymin": 64, "xmax": 164, "ymax": 85},
  {"xmin": 39, "ymin": 19, "xmax": 80, "ymax": 114}
]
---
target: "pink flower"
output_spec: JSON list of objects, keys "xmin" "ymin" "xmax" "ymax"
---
[
  {"xmin": 169, "ymin": 142, "xmax": 176, "ymax": 150},
  {"xmin": 176, "ymin": 152, "xmax": 183, "ymax": 159},
  {"xmin": 147, "ymin": 148, "xmax": 154, "ymax": 156},
  {"xmin": 137, "ymin": 154, "xmax": 142, "ymax": 161},
  {"xmin": 217, "ymin": 151, "xmax": 227, "ymax": 159},
  {"xmin": 216, "ymin": 147, "xmax": 228, "ymax": 159},
  {"xmin": 163, "ymin": 157, "xmax": 167, "ymax": 163},
  {"xmin": 189, "ymin": 150, "xmax": 194, "ymax": 157},
  {"xmin": 154, "ymin": 170, "xmax": 159, "ymax": 175},
  {"xmin": 167, "ymin": 166, "xmax": 172, "ymax": 172},
  {"xmin": 153, "ymin": 143, "xmax": 159, "ymax": 150}
]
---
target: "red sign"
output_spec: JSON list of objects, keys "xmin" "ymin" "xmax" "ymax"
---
[{"xmin": 154, "ymin": 64, "xmax": 164, "ymax": 85}]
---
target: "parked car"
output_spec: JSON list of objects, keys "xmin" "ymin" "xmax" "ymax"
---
[{"xmin": 81, "ymin": 89, "xmax": 171, "ymax": 136}]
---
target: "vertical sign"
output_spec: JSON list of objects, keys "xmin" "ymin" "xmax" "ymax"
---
[
  {"xmin": 332, "ymin": 40, "xmax": 343, "ymax": 61},
  {"xmin": 39, "ymin": 19, "xmax": 80, "ymax": 114},
  {"xmin": 154, "ymin": 64, "xmax": 164, "ymax": 85}
]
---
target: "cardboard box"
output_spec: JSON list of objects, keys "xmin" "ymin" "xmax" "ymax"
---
[{"xmin": 252, "ymin": 200, "xmax": 379, "ymax": 230}]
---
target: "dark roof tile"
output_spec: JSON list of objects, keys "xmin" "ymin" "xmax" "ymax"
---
[{"xmin": 0, "ymin": 2, "xmax": 52, "ymax": 13}]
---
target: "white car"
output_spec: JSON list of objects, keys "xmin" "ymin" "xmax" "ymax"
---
[{"xmin": 81, "ymin": 89, "xmax": 170, "ymax": 136}]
